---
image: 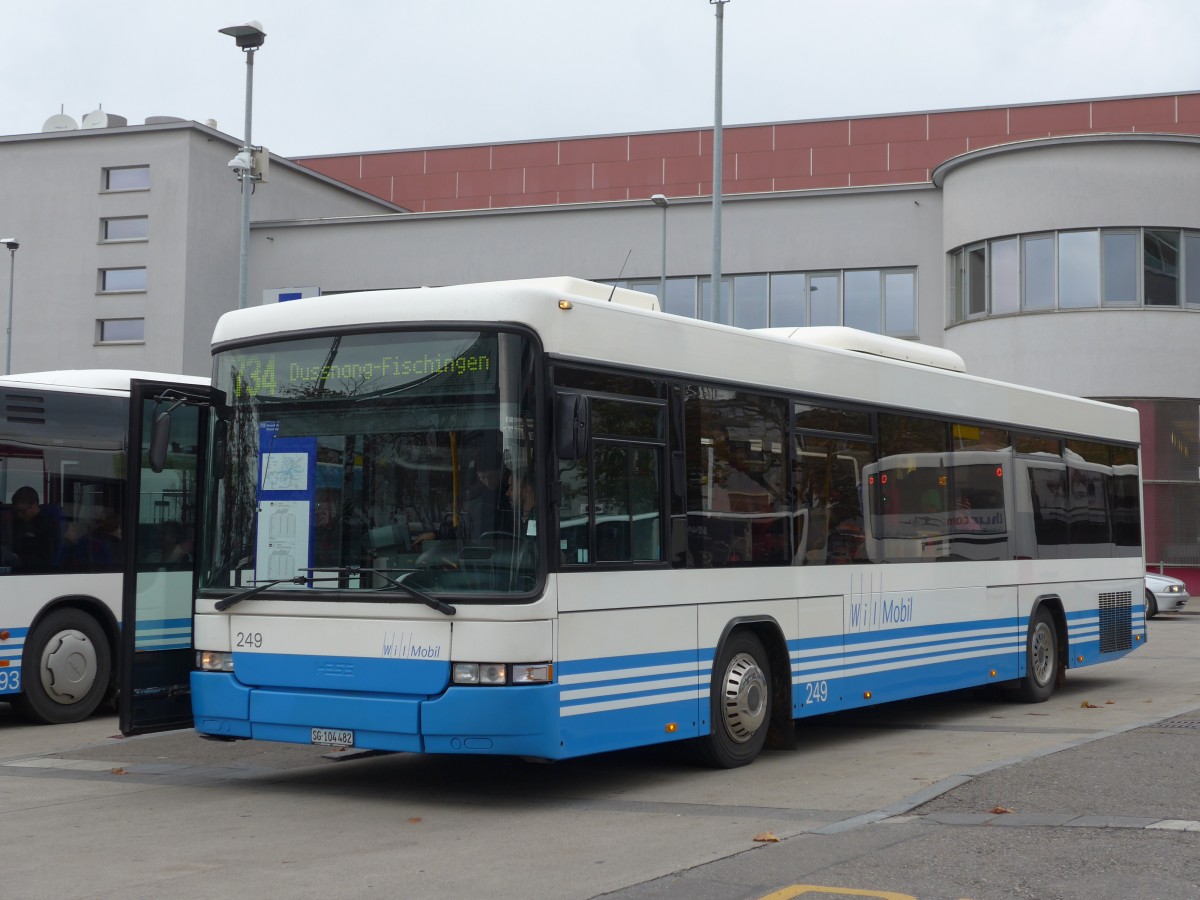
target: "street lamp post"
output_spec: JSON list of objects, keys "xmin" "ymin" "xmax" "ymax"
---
[
  {"xmin": 219, "ymin": 20, "xmax": 267, "ymax": 309},
  {"xmin": 2, "ymin": 238, "xmax": 18, "ymax": 375},
  {"xmin": 710, "ymin": 0, "xmax": 728, "ymax": 324},
  {"xmin": 651, "ymin": 194, "xmax": 669, "ymax": 303}
]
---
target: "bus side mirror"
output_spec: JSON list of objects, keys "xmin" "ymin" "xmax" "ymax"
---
[
  {"xmin": 148, "ymin": 411, "xmax": 172, "ymax": 474},
  {"xmin": 555, "ymin": 392, "xmax": 590, "ymax": 460}
]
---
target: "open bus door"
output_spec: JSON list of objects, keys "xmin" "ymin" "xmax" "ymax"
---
[{"xmin": 119, "ymin": 378, "xmax": 210, "ymax": 735}]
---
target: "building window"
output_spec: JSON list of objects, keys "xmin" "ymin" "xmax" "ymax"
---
[
  {"xmin": 1144, "ymin": 230, "xmax": 1180, "ymax": 306},
  {"xmin": 1058, "ymin": 230, "xmax": 1100, "ymax": 309},
  {"xmin": 101, "ymin": 216, "xmax": 149, "ymax": 242},
  {"xmin": 1102, "ymin": 232, "xmax": 1138, "ymax": 306},
  {"xmin": 97, "ymin": 318, "xmax": 145, "ymax": 343},
  {"xmin": 1022, "ymin": 234, "xmax": 1055, "ymax": 310},
  {"xmin": 100, "ymin": 267, "xmax": 147, "ymax": 292},
  {"xmin": 102, "ymin": 165, "xmax": 149, "ymax": 191},
  {"xmin": 610, "ymin": 267, "xmax": 916, "ymax": 337},
  {"xmin": 951, "ymin": 227, "xmax": 1200, "ymax": 323},
  {"xmin": 731, "ymin": 274, "xmax": 769, "ymax": 329},
  {"xmin": 989, "ymin": 237, "xmax": 1020, "ymax": 315}
]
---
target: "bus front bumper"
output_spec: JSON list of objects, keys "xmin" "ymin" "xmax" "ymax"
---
[{"xmin": 191, "ymin": 671, "xmax": 562, "ymax": 758}]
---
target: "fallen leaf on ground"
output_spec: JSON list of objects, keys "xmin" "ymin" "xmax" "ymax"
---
[
  {"xmin": 753, "ymin": 832, "xmax": 781, "ymax": 843},
  {"xmin": 110, "ymin": 767, "xmax": 127, "ymax": 776},
  {"xmin": 1081, "ymin": 701, "xmax": 1100, "ymax": 709},
  {"xmin": 408, "ymin": 817, "xmax": 422, "ymax": 824},
  {"xmin": 990, "ymin": 806, "xmax": 1014, "ymax": 814}
]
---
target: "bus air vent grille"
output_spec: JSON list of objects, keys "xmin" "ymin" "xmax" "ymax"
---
[
  {"xmin": 3, "ymin": 393, "xmax": 47, "ymax": 424},
  {"xmin": 1098, "ymin": 591, "xmax": 1132, "ymax": 653}
]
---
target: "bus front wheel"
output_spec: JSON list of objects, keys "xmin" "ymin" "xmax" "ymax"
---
[
  {"xmin": 13, "ymin": 608, "xmax": 112, "ymax": 725},
  {"xmin": 698, "ymin": 631, "xmax": 772, "ymax": 768},
  {"xmin": 1016, "ymin": 606, "xmax": 1059, "ymax": 703}
]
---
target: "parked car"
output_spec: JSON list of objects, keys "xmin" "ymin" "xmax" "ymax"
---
[{"xmin": 1145, "ymin": 572, "xmax": 1190, "ymax": 618}]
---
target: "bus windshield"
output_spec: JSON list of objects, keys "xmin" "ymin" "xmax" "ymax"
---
[{"xmin": 202, "ymin": 329, "xmax": 540, "ymax": 600}]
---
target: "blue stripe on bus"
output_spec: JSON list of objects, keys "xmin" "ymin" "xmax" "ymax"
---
[
  {"xmin": 190, "ymin": 604, "xmax": 1145, "ymax": 759},
  {"xmin": 127, "ymin": 618, "xmax": 192, "ymax": 652},
  {"xmin": 0, "ymin": 626, "xmax": 28, "ymax": 696},
  {"xmin": 192, "ymin": 670, "xmax": 563, "ymax": 758}
]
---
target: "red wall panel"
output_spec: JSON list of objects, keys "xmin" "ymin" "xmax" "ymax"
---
[
  {"xmin": 361, "ymin": 151, "xmax": 424, "ymax": 178},
  {"xmin": 293, "ymin": 92, "xmax": 1200, "ymax": 213}
]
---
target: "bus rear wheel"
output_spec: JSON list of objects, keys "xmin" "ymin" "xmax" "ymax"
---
[
  {"xmin": 1016, "ymin": 606, "xmax": 1059, "ymax": 703},
  {"xmin": 697, "ymin": 631, "xmax": 772, "ymax": 768},
  {"xmin": 13, "ymin": 608, "xmax": 111, "ymax": 725}
]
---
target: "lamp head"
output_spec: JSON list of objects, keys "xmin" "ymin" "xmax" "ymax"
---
[
  {"xmin": 219, "ymin": 20, "xmax": 266, "ymax": 49},
  {"xmin": 1, "ymin": 238, "xmax": 18, "ymax": 251},
  {"xmin": 651, "ymin": 194, "xmax": 669, "ymax": 209}
]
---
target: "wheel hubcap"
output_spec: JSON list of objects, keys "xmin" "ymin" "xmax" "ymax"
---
[
  {"xmin": 40, "ymin": 629, "xmax": 98, "ymax": 705},
  {"xmin": 1030, "ymin": 622, "xmax": 1054, "ymax": 687},
  {"xmin": 720, "ymin": 652, "xmax": 768, "ymax": 743}
]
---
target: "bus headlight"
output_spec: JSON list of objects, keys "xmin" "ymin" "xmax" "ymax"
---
[
  {"xmin": 451, "ymin": 662, "xmax": 553, "ymax": 685},
  {"xmin": 197, "ymin": 650, "xmax": 235, "ymax": 672}
]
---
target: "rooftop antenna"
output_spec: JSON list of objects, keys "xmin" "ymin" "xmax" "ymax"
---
[{"xmin": 607, "ymin": 249, "xmax": 633, "ymax": 302}]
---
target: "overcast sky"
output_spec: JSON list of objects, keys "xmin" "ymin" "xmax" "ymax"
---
[{"xmin": 3, "ymin": 0, "xmax": 1199, "ymax": 158}]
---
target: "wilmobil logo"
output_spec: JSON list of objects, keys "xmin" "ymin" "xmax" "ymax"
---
[
  {"xmin": 848, "ymin": 594, "xmax": 915, "ymax": 632},
  {"xmin": 381, "ymin": 632, "xmax": 444, "ymax": 660}
]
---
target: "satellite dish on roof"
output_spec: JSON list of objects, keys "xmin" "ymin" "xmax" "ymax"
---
[
  {"xmin": 81, "ymin": 109, "xmax": 127, "ymax": 129},
  {"xmin": 42, "ymin": 113, "xmax": 79, "ymax": 132}
]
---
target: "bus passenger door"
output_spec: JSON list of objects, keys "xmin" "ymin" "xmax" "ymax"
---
[{"xmin": 119, "ymin": 379, "xmax": 210, "ymax": 736}]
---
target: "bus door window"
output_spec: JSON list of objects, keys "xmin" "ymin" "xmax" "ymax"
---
[{"xmin": 551, "ymin": 368, "xmax": 667, "ymax": 569}]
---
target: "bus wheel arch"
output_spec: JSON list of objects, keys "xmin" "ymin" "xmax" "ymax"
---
[
  {"xmin": 698, "ymin": 619, "xmax": 791, "ymax": 767},
  {"xmin": 13, "ymin": 598, "xmax": 116, "ymax": 725},
  {"xmin": 1016, "ymin": 597, "xmax": 1066, "ymax": 703}
]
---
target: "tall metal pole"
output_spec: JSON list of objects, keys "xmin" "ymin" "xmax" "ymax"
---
[
  {"xmin": 651, "ymin": 194, "xmax": 669, "ymax": 302},
  {"xmin": 4, "ymin": 246, "xmax": 15, "ymax": 375},
  {"xmin": 238, "ymin": 47, "xmax": 257, "ymax": 309},
  {"xmin": 710, "ymin": 0, "xmax": 728, "ymax": 324}
]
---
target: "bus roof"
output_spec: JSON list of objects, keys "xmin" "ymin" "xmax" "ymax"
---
[
  {"xmin": 0, "ymin": 370, "xmax": 209, "ymax": 394},
  {"xmin": 210, "ymin": 278, "xmax": 1139, "ymax": 444}
]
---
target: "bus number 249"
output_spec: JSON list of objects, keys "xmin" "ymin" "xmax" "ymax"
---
[{"xmin": 804, "ymin": 680, "xmax": 829, "ymax": 705}]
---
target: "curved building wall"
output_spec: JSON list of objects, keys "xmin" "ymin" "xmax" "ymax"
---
[{"xmin": 936, "ymin": 136, "xmax": 1200, "ymax": 582}]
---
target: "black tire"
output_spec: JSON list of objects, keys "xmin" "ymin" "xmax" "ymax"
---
[
  {"xmin": 12, "ymin": 608, "xmax": 112, "ymax": 725},
  {"xmin": 697, "ymin": 631, "xmax": 772, "ymax": 768},
  {"xmin": 1145, "ymin": 589, "xmax": 1159, "ymax": 619},
  {"xmin": 1016, "ymin": 606, "xmax": 1059, "ymax": 703}
]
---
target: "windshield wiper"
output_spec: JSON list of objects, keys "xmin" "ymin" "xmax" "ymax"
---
[
  {"xmin": 306, "ymin": 566, "xmax": 457, "ymax": 616},
  {"xmin": 213, "ymin": 575, "xmax": 340, "ymax": 611}
]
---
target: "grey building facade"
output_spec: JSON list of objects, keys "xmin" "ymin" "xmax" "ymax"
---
[{"xmin": 1, "ymin": 112, "xmax": 1197, "ymax": 583}]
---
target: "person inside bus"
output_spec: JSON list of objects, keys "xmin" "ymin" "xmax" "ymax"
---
[
  {"xmin": 61, "ymin": 518, "xmax": 115, "ymax": 570},
  {"xmin": 147, "ymin": 520, "xmax": 192, "ymax": 569},
  {"xmin": 10, "ymin": 486, "xmax": 62, "ymax": 572},
  {"xmin": 463, "ymin": 460, "xmax": 512, "ymax": 540},
  {"xmin": 505, "ymin": 475, "xmax": 540, "ymax": 575},
  {"xmin": 507, "ymin": 476, "xmax": 536, "ymax": 537}
]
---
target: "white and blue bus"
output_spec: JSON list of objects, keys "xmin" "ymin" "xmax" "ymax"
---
[
  {"xmin": 0, "ymin": 370, "xmax": 208, "ymax": 725},
  {"xmin": 128, "ymin": 278, "xmax": 1146, "ymax": 766}
]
